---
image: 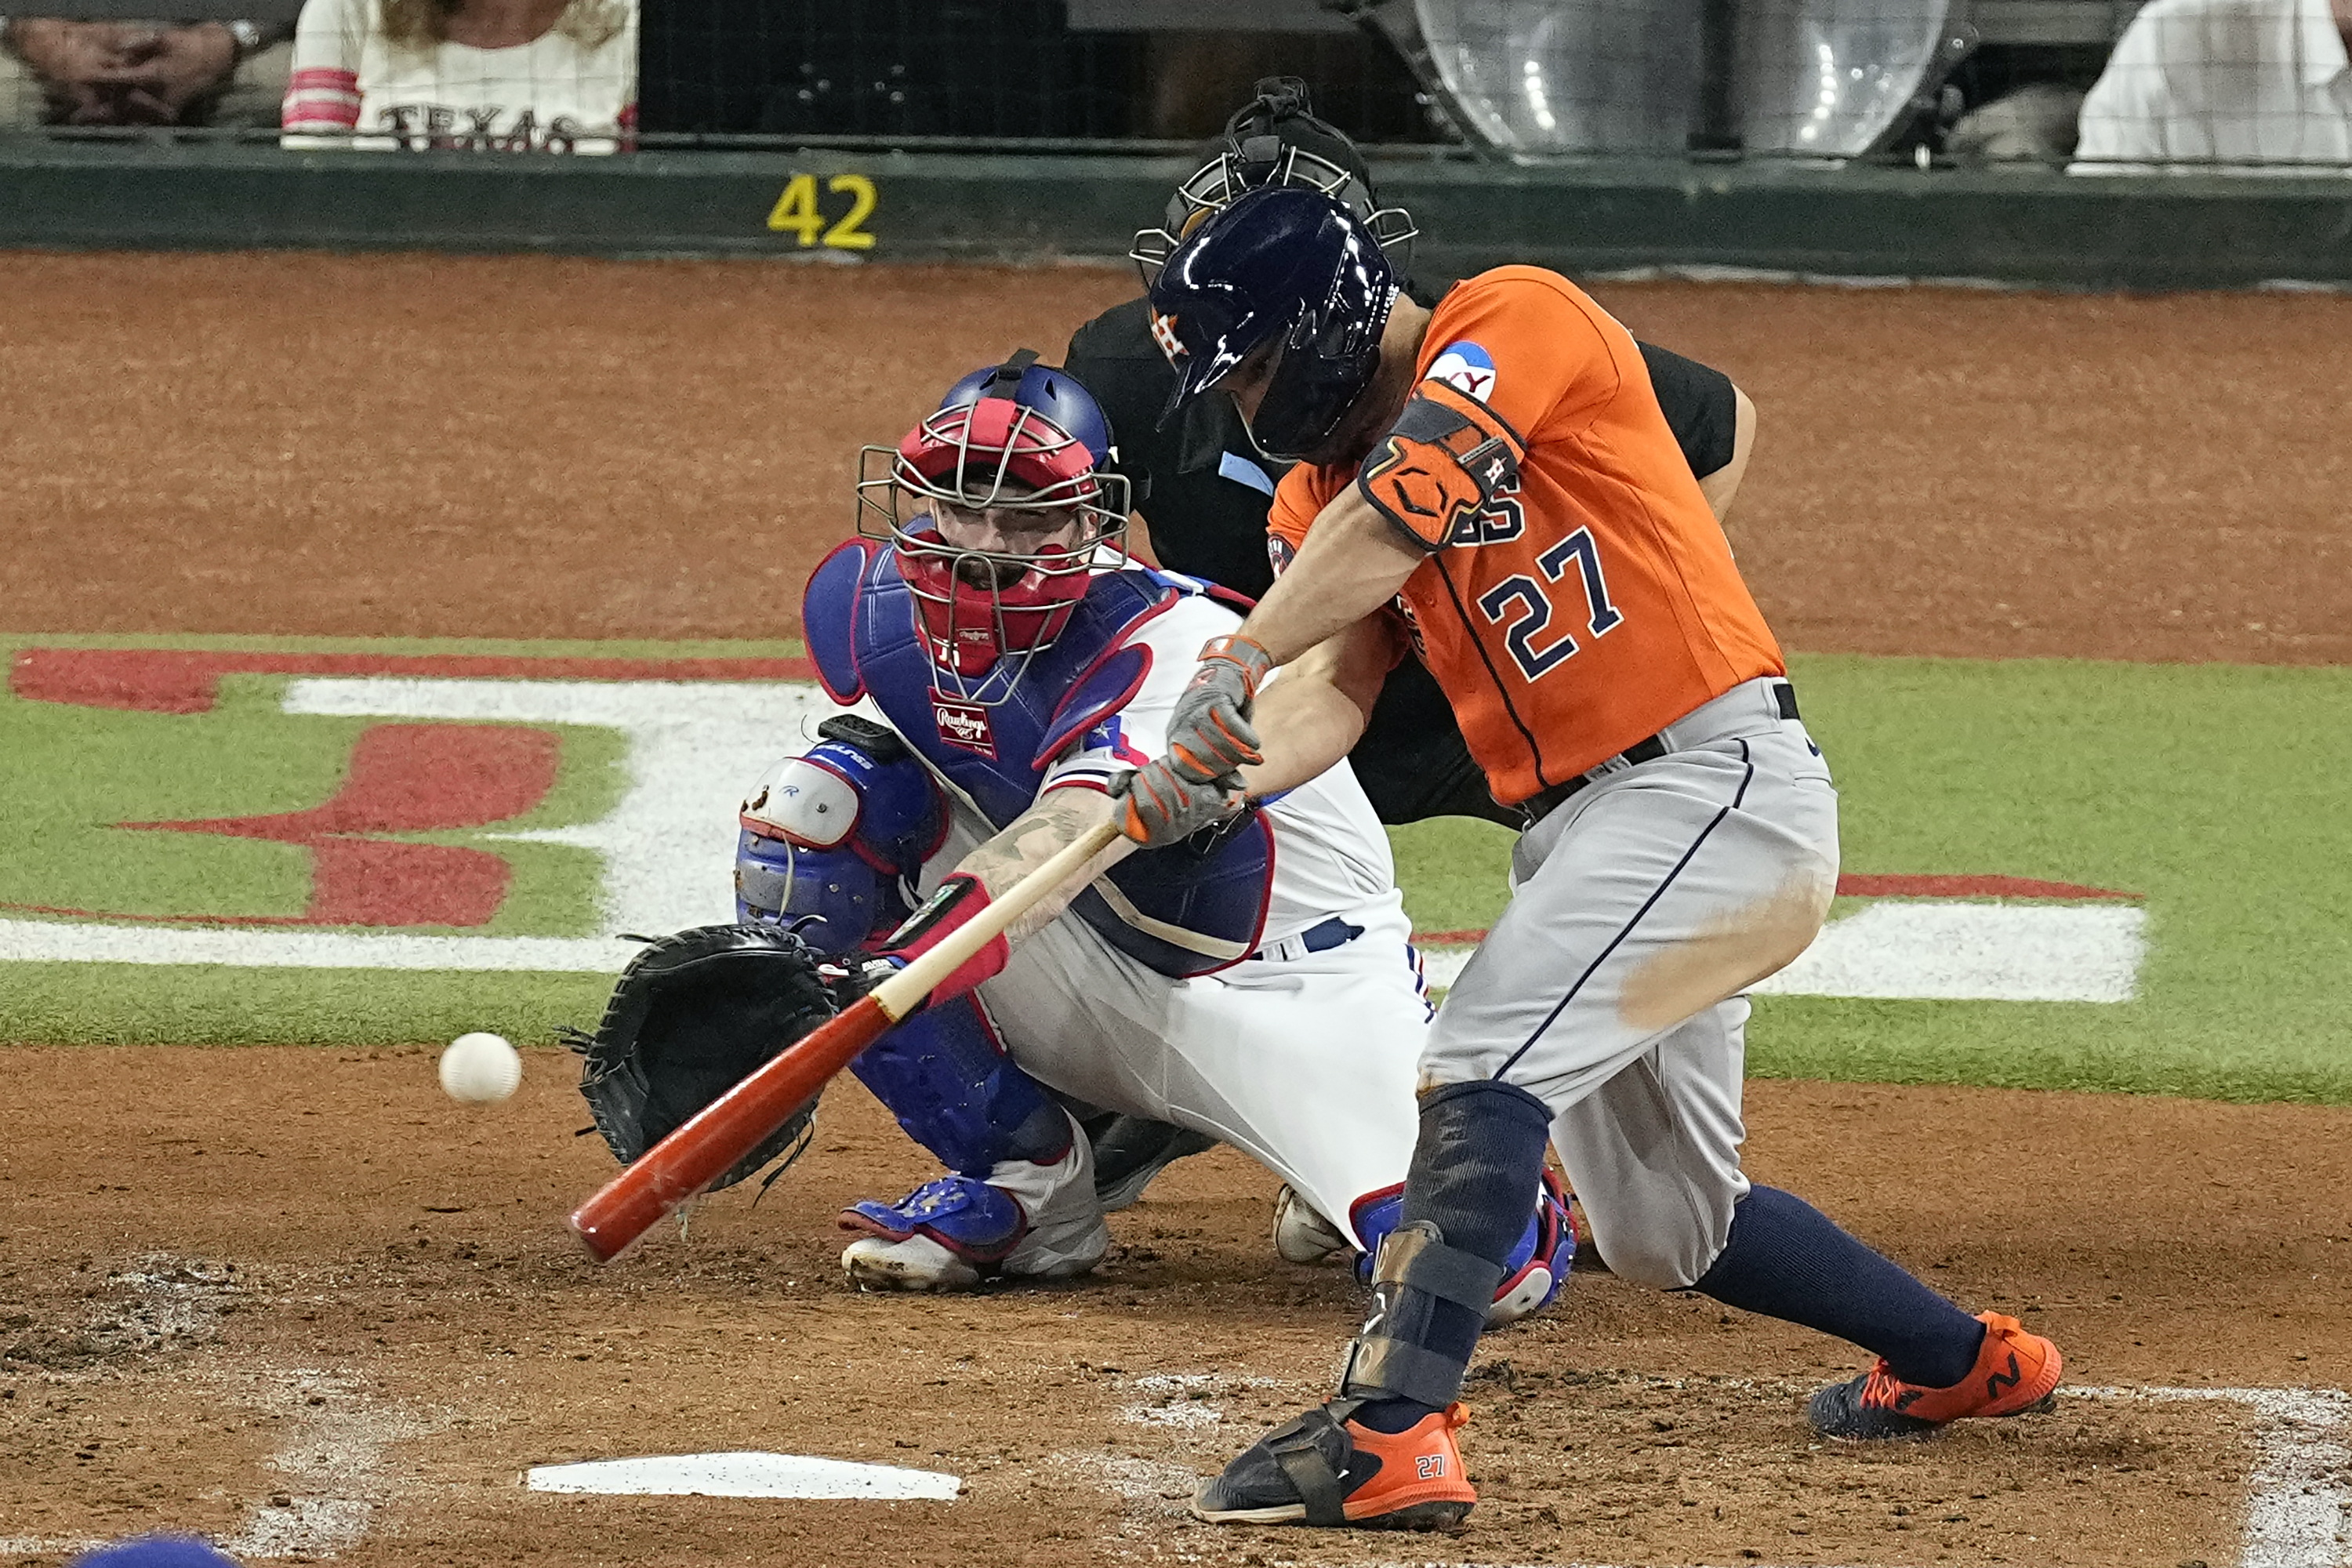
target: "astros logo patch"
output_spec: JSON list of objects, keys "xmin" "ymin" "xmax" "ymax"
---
[
  {"xmin": 1426, "ymin": 340, "xmax": 1497, "ymax": 401},
  {"xmin": 1149, "ymin": 309, "xmax": 1185, "ymax": 363}
]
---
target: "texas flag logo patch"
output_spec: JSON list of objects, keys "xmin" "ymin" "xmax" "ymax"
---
[{"xmin": 1427, "ymin": 340, "xmax": 1498, "ymax": 401}]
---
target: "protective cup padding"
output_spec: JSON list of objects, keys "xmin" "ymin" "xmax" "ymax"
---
[{"xmin": 571, "ymin": 924, "xmax": 839, "ymax": 1191}]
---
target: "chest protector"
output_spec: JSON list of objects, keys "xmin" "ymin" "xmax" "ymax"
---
[{"xmin": 804, "ymin": 539, "xmax": 1274, "ymax": 978}]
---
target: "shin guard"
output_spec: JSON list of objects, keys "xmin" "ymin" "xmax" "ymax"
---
[
  {"xmin": 848, "ymin": 994, "xmax": 1071, "ymax": 1175},
  {"xmin": 1338, "ymin": 1080, "xmax": 1556, "ymax": 1407}
]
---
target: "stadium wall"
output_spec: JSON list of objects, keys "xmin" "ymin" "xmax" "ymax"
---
[{"xmin": 4, "ymin": 140, "xmax": 2350, "ymax": 289}]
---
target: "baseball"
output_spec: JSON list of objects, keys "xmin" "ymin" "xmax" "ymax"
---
[{"xmin": 439, "ymin": 1032, "xmax": 522, "ymax": 1104}]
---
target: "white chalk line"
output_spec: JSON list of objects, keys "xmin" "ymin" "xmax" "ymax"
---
[
  {"xmin": 1420, "ymin": 902, "xmax": 2147, "ymax": 1004},
  {"xmin": 218, "ymin": 1367, "xmax": 420, "ymax": 1561},
  {"xmin": 0, "ymin": 1258, "xmax": 425, "ymax": 1564}
]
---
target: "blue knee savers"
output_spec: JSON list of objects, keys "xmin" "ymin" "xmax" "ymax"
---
[
  {"xmin": 734, "ymin": 716, "xmax": 1064, "ymax": 1177},
  {"xmin": 1354, "ymin": 1166, "xmax": 1573, "ymax": 1326}
]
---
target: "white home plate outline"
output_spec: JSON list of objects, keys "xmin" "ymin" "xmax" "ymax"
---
[{"xmin": 524, "ymin": 1451, "xmax": 960, "ymax": 1501}]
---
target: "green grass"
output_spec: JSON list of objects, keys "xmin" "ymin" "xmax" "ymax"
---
[
  {"xmin": 1389, "ymin": 653, "xmax": 2352, "ymax": 1105},
  {"xmin": 0, "ymin": 964, "xmax": 608, "ymax": 1048},
  {"xmin": 4, "ymin": 634, "xmax": 2348, "ymax": 1101},
  {"xmin": 0, "ymin": 633, "xmax": 793, "ymax": 1047},
  {"xmin": 0, "ymin": 669, "xmax": 624, "ymax": 935}
]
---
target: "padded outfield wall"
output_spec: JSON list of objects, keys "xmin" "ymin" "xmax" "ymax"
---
[{"xmin": 4, "ymin": 140, "xmax": 2352, "ymax": 289}]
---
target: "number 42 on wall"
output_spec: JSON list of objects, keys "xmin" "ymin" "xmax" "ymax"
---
[{"xmin": 768, "ymin": 173, "xmax": 877, "ymax": 250}]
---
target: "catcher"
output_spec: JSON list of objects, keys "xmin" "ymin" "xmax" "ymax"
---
[{"xmin": 575, "ymin": 353, "xmax": 1572, "ymax": 1317}]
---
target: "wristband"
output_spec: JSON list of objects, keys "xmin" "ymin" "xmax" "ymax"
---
[{"xmin": 877, "ymin": 873, "xmax": 1009, "ymax": 1005}]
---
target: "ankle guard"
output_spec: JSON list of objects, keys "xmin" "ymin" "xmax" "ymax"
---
[{"xmin": 1338, "ymin": 1222, "xmax": 1506, "ymax": 1408}]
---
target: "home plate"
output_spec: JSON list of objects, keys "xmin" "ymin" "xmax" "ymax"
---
[{"xmin": 524, "ymin": 1452, "xmax": 961, "ymax": 1500}]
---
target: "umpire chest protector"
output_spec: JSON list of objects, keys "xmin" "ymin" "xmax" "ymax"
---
[{"xmin": 804, "ymin": 538, "xmax": 1274, "ymax": 978}]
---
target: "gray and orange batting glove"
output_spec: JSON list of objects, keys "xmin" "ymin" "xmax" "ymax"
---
[
  {"xmin": 1166, "ymin": 633, "xmax": 1272, "ymax": 784},
  {"xmin": 1112, "ymin": 759, "xmax": 1245, "ymax": 848}
]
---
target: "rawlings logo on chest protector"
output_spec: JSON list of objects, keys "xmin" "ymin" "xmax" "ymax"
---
[{"xmin": 931, "ymin": 698, "xmax": 997, "ymax": 758}]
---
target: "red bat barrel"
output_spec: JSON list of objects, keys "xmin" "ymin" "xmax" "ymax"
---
[{"xmin": 568, "ymin": 994, "xmax": 894, "ymax": 1261}]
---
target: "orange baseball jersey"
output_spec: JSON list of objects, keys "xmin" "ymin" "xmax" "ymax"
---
[{"xmin": 1267, "ymin": 267, "xmax": 1784, "ymax": 806}]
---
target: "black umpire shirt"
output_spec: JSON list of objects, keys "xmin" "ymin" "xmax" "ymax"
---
[{"xmin": 1065, "ymin": 289, "xmax": 1740, "ymax": 827}]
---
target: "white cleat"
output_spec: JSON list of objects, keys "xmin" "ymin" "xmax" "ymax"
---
[
  {"xmin": 840, "ymin": 1113, "xmax": 1110, "ymax": 1293},
  {"xmin": 1272, "ymin": 1183, "xmax": 1353, "ymax": 1265}
]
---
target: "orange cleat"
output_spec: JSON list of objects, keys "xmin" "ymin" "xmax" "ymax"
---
[
  {"xmin": 1191, "ymin": 1399, "xmax": 1474, "ymax": 1530},
  {"xmin": 1809, "ymin": 1312, "xmax": 2063, "ymax": 1439}
]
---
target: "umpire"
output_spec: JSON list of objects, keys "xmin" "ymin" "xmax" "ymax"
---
[{"xmin": 1066, "ymin": 78, "xmax": 1759, "ymax": 1205}]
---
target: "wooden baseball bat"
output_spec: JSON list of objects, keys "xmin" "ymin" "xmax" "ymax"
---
[{"xmin": 568, "ymin": 818, "xmax": 1124, "ymax": 1262}]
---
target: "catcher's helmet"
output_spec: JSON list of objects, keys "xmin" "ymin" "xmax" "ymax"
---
[
  {"xmin": 855, "ymin": 350, "xmax": 1131, "ymax": 701},
  {"xmin": 1130, "ymin": 75, "xmax": 1415, "ymax": 285},
  {"xmin": 1149, "ymin": 184, "xmax": 1399, "ymax": 461}
]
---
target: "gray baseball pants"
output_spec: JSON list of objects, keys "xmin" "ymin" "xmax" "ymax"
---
[{"xmin": 1425, "ymin": 676, "xmax": 1840, "ymax": 1289}]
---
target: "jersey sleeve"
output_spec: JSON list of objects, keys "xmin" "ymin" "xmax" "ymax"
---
[
  {"xmin": 1635, "ymin": 341, "xmax": 1737, "ymax": 478},
  {"xmin": 1037, "ymin": 601, "xmax": 1231, "ymax": 794},
  {"xmin": 280, "ymin": 0, "xmax": 366, "ymax": 144},
  {"xmin": 1263, "ymin": 463, "xmax": 1329, "ymax": 577},
  {"xmin": 1356, "ymin": 271, "xmax": 1631, "ymax": 552}
]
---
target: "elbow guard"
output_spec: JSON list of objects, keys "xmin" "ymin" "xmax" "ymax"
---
[{"xmin": 736, "ymin": 717, "xmax": 946, "ymax": 955}]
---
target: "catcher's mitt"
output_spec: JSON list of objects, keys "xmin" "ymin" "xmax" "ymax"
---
[{"xmin": 566, "ymin": 924, "xmax": 840, "ymax": 1192}]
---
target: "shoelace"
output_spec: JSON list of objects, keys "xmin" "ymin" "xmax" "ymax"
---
[{"xmin": 1856, "ymin": 1361, "xmax": 1911, "ymax": 1410}]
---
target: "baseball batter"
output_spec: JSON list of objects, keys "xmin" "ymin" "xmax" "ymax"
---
[
  {"xmin": 1118, "ymin": 186, "xmax": 2066, "ymax": 1530},
  {"xmin": 1062, "ymin": 78, "xmax": 1762, "ymax": 1212},
  {"xmin": 732, "ymin": 354, "xmax": 1569, "ymax": 1314}
]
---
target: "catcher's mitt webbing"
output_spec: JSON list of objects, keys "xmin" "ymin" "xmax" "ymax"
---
[{"xmin": 567, "ymin": 924, "xmax": 839, "ymax": 1192}]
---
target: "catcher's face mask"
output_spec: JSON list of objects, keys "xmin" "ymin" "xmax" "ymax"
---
[{"xmin": 855, "ymin": 394, "xmax": 1131, "ymax": 703}]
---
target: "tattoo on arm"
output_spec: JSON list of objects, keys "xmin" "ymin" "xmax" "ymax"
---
[{"xmin": 959, "ymin": 788, "xmax": 1134, "ymax": 946}]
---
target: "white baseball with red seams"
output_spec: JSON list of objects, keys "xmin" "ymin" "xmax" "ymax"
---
[{"xmin": 438, "ymin": 1032, "xmax": 522, "ymax": 1103}]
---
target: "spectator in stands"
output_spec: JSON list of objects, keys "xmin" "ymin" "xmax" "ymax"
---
[
  {"xmin": 1, "ymin": 16, "xmax": 288, "ymax": 127},
  {"xmin": 2074, "ymin": 0, "xmax": 2352, "ymax": 169},
  {"xmin": 280, "ymin": 0, "xmax": 633, "ymax": 152}
]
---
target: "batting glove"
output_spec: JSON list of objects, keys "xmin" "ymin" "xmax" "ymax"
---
[
  {"xmin": 1112, "ymin": 759, "xmax": 1246, "ymax": 848},
  {"xmin": 1166, "ymin": 633, "xmax": 1273, "ymax": 784}
]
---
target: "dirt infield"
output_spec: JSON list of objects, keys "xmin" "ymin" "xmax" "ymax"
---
[
  {"xmin": 2, "ymin": 251, "xmax": 2347, "ymax": 664},
  {"xmin": 5, "ymin": 251, "xmax": 2351, "ymax": 1566},
  {"xmin": 3, "ymin": 1047, "xmax": 2347, "ymax": 1568}
]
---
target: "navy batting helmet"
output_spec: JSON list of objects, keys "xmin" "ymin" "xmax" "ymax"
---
[{"xmin": 1149, "ymin": 183, "xmax": 1399, "ymax": 461}]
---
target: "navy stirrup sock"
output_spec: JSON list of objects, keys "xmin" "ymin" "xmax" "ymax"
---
[{"xmin": 1693, "ymin": 1184, "xmax": 1987, "ymax": 1388}]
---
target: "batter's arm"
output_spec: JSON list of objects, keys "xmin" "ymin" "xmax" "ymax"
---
[
  {"xmin": 954, "ymin": 787, "xmax": 1139, "ymax": 944},
  {"xmin": 1236, "ymin": 616, "xmax": 1400, "ymax": 800},
  {"xmin": 1236, "ymin": 484, "xmax": 1425, "ymax": 666},
  {"xmin": 1697, "ymin": 383, "xmax": 1757, "ymax": 524}
]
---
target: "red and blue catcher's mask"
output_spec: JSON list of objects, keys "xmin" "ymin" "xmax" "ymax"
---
[{"xmin": 855, "ymin": 351, "xmax": 1131, "ymax": 703}]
